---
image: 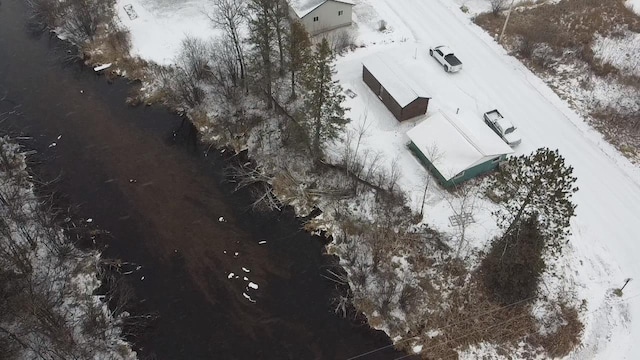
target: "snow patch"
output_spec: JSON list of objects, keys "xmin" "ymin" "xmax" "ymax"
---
[
  {"xmin": 626, "ymin": 0, "xmax": 640, "ymax": 16},
  {"xmin": 242, "ymin": 292, "xmax": 256, "ymax": 303},
  {"xmin": 592, "ymin": 31, "xmax": 640, "ymax": 77}
]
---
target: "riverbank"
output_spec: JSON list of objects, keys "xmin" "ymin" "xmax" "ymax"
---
[
  {"xmin": 0, "ymin": 135, "xmax": 137, "ymax": 360},
  {"xmin": 0, "ymin": 0, "xmax": 409, "ymax": 358}
]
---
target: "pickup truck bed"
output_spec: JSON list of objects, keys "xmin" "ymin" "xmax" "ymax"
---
[{"xmin": 483, "ymin": 109, "xmax": 503, "ymax": 122}]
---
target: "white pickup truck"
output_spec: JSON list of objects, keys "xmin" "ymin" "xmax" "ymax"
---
[
  {"xmin": 483, "ymin": 109, "xmax": 522, "ymax": 147},
  {"xmin": 429, "ymin": 45, "xmax": 463, "ymax": 73}
]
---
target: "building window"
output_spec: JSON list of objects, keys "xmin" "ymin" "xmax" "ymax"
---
[
  {"xmin": 338, "ymin": 10, "xmax": 343, "ymax": 16},
  {"xmin": 454, "ymin": 171, "xmax": 465, "ymax": 179},
  {"xmin": 491, "ymin": 156, "xmax": 501, "ymax": 163},
  {"xmin": 313, "ymin": 16, "xmax": 319, "ymax": 22}
]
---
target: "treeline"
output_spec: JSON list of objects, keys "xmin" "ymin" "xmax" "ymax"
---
[{"xmin": 153, "ymin": 0, "xmax": 351, "ymax": 162}]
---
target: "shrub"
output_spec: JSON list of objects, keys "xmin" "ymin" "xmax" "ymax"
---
[
  {"xmin": 537, "ymin": 305, "xmax": 584, "ymax": 357},
  {"xmin": 378, "ymin": 20, "xmax": 387, "ymax": 32},
  {"xmin": 329, "ymin": 30, "xmax": 355, "ymax": 54}
]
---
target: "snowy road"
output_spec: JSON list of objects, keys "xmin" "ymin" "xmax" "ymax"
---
[{"xmin": 343, "ymin": 0, "xmax": 640, "ymax": 358}]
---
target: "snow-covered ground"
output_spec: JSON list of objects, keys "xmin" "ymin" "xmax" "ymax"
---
[
  {"xmin": 627, "ymin": 0, "xmax": 640, "ymax": 16},
  {"xmin": 340, "ymin": 1, "xmax": 640, "ymax": 359},
  {"xmin": 111, "ymin": 0, "xmax": 640, "ymax": 358},
  {"xmin": 115, "ymin": 0, "xmax": 218, "ymax": 65},
  {"xmin": 592, "ymin": 31, "xmax": 640, "ymax": 78}
]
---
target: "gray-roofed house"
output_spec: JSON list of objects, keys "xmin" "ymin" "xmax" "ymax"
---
[
  {"xmin": 407, "ymin": 110, "xmax": 514, "ymax": 187},
  {"xmin": 362, "ymin": 54, "xmax": 432, "ymax": 121},
  {"xmin": 288, "ymin": 0, "xmax": 354, "ymax": 36}
]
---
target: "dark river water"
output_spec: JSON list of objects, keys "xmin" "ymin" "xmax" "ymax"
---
[{"xmin": 0, "ymin": 0, "xmax": 410, "ymax": 359}]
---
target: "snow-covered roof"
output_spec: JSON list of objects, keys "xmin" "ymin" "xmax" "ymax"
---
[
  {"xmin": 407, "ymin": 110, "xmax": 513, "ymax": 180},
  {"xmin": 362, "ymin": 53, "xmax": 432, "ymax": 108},
  {"xmin": 289, "ymin": 0, "xmax": 354, "ymax": 18}
]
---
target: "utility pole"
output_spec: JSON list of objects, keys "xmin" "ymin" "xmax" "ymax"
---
[{"xmin": 498, "ymin": 0, "xmax": 516, "ymax": 44}]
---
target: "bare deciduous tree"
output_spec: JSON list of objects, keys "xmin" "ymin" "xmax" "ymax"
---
[
  {"xmin": 208, "ymin": 37, "xmax": 242, "ymax": 101},
  {"xmin": 62, "ymin": 0, "xmax": 112, "ymax": 43},
  {"xmin": 178, "ymin": 36, "xmax": 210, "ymax": 82},
  {"xmin": 490, "ymin": 0, "xmax": 508, "ymax": 16},
  {"xmin": 415, "ymin": 143, "xmax": 442, "ymax": 218},
  {"xmin": 157, "ymin": 37, "xmax": 210, "ymax": 108},
  {"xmin": 326, "ymin": 30, "xmax": 354, "ymax": 54},
  {"xmin": 208, "ymin": 0, "xmax": 247, "ymax": 87},
  {"xmin": 387, "ymin": 156, "xmax": 402, "ymax": 193},
  {"xmin": 443, "ymin": 184, "xmax": 479, "ymax": 258},
  {"xmin": 25, "ymin": 0, "xmax": 62, "ymax": 31}
]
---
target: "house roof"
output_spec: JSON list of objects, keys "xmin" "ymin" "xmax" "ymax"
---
[
  {"xmin": 362, "ymin": 53, "xmax": 432, "ymax": 108},
  {"xmin": 289, "ymin": 0, "xmax": 354, "ymax": 19},
  {"xmin": 407, "ymin": 110, "xmax": 513, "ymax": 181}
]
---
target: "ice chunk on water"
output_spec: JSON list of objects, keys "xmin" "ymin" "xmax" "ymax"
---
[
  {"xmin": 242, "ymin": 292, "xmax": 256, "ymax": 303},
  {"xmin": 93, "ymin": 63, "xmax": 112, "ymax": 71}
]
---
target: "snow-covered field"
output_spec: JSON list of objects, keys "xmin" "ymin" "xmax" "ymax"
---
[
  {"xmin": 116, "ymin": 0, "xmax": 218, "ymax": 65},
  {"xmin": 111, "ymin": 0, "xmax": 640, "ymax": 358}
]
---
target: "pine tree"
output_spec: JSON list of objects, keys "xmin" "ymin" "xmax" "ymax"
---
[
  {"xmin": 268, "ymin": 0, "xmax": 289, "ymax": 76},
  {"xmin": 301, "ymin": 38, "xmax": 349, "ymax": 160},
  {"xmin": 481, "ymin": 215, "xmax": 545, "ymax": 304},
  {"xmin": 247, "ymin": 0, "xmax": 276, "ymax": 108},
  {"xmin": 288, "ymin": 21, "xmax": 311, "ymax": 99},
  {"xmin": 490, "ymin": 148, "xmax": 578, "ymax": 248}
]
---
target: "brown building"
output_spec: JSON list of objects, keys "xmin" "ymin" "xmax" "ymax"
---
[{"xmin": 362, "ymin": 55, "xmax": 431, "ymax": 121}]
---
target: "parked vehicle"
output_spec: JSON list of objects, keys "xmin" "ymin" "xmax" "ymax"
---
[
  {"xmin": 483, "ymin": 109, "xmax": 521, "ymax": 146},
  {"xmin": 429, "ymin": 45, "xmax": 462, "ymax": 73}
]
